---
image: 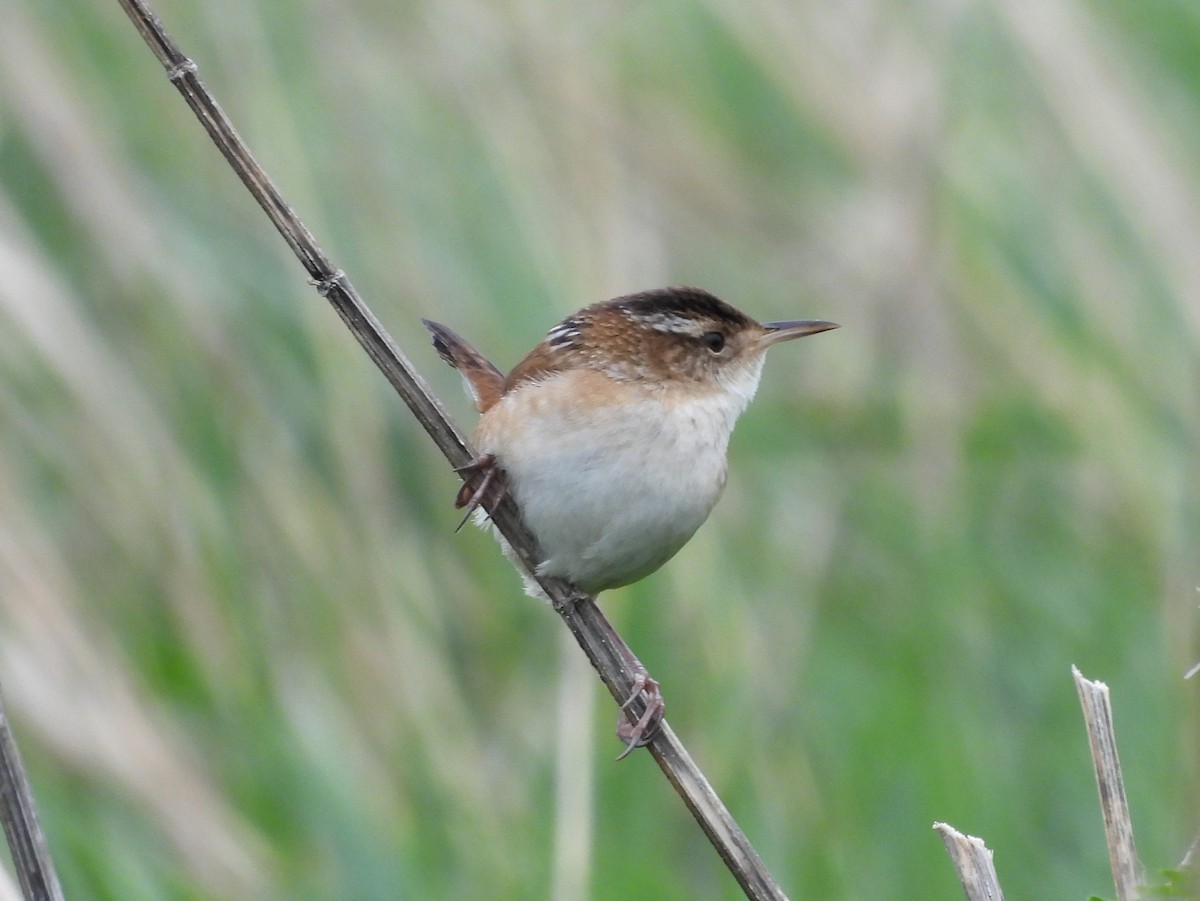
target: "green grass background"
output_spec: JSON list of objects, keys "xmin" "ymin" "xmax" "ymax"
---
[{"xmin": 1, "ymin": 0, "xmax": 1198, "ymax": 898}]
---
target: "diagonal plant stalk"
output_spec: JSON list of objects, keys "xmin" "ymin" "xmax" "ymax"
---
[
  {"xmin": 0, "ymin": 688, "xmax": 65, "ymax": 901},
  {"xmin": 112, "ymin": 1, "xmax": 791, "ymax": 898}
]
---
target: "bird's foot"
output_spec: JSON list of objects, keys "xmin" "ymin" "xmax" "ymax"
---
[
  {"xmin": 453, "ymin": 454, "xmax": 506, "ymax": 530},
  {"xmin": 615, "ymin": 670, "xmax": 664, "ymax": 761}
]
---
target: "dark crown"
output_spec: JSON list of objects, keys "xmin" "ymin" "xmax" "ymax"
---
[{"xmin": 609, "ymin": 287, "xmax": 753, "ymax": 329}]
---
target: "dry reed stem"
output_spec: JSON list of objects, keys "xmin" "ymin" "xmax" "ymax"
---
[
  {"xmin": 112, "ymin": 0, "xmax": 789, "ymax": 897},
  {"xmin": 1073, "ymin": 666, "xmax": 1142, "ymax": 901},
  {"xmin": 0, "ymin": 691, "xmax": 64, "ymax": 901},
  {"xmin": 933, "ymin": 822, "xmax": 1004, "ymax": 901}
]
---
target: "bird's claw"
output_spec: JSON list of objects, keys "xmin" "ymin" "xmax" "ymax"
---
[
  {"xmin": 615, "ymin": 671, "xmax": 664, "ymax": 760},
  {"xmin": 453, "ymin": 454, "xmax": 506, "ymax": 530}
]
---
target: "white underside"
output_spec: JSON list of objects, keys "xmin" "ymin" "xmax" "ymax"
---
[{"xmin": 477, "ymin": 362, "xmax": 764, "ymax": 594}]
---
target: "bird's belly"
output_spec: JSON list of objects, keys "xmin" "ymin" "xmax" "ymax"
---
[{"xmin": 477, "ymin": 386, "xmax": 738, "ymax": 593}]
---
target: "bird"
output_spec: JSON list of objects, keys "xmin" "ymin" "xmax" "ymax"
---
[{"xmin": 423, "ymin": 286, "xmax": 837, "ymax": 754}]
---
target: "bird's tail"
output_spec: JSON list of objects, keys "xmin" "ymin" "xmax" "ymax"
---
[{"xmin": 421, "ymin": 319, "xmax": 505, "ymax": 413}]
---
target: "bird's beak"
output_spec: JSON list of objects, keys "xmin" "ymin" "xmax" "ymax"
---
[{"xmin": 758, "ymin": 319, "xmax": 839, "ymax": 347}]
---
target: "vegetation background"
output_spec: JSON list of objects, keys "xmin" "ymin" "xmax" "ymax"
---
[{"xmin": 0, "ymin": 0, "xmax": 1197, "ymax": 898}]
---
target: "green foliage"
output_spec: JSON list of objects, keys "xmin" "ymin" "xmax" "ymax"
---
[
  {"xmin": 1144, "ymin": 867, "xmax": 1200, "ymax": 897},
  {"xmin": 0, "ymin": 0, "xmax": 1197, "ymax": 898}
]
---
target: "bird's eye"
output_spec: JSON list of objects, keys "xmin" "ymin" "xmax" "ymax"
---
[{"xmin": 702, "ymin": 331, "xmax": 726, "ymax": 353}]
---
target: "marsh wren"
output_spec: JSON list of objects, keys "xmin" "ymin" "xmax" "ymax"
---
[{"xmin": 424, "ymin": 287, "xmax": 836, "ymax": 752}]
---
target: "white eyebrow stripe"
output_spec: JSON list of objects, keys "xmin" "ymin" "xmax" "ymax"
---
[{"xmin": 638, "ymin": 312, "xmax": 700, "ymax": 335}]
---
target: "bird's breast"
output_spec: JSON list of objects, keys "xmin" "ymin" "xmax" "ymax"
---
[{"xmin": 474, "ymin": 370, "xmax": 747, "ymax": 592}]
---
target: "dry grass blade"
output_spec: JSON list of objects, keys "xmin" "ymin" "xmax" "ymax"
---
[
  {"xmin": 1072, "ymin": 666, "xmax": 1142, "ymax": 901},
  {"xmin": 112, "ymin": 0, "xmax": 789, "ymax": 897},
  {"xmin": 0, "ymin": 691, "xmax": 64, "ymax": 901},
  {"xmin": 933, "ymin": 822, "xmax": 1004, "ymax": 901}
]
